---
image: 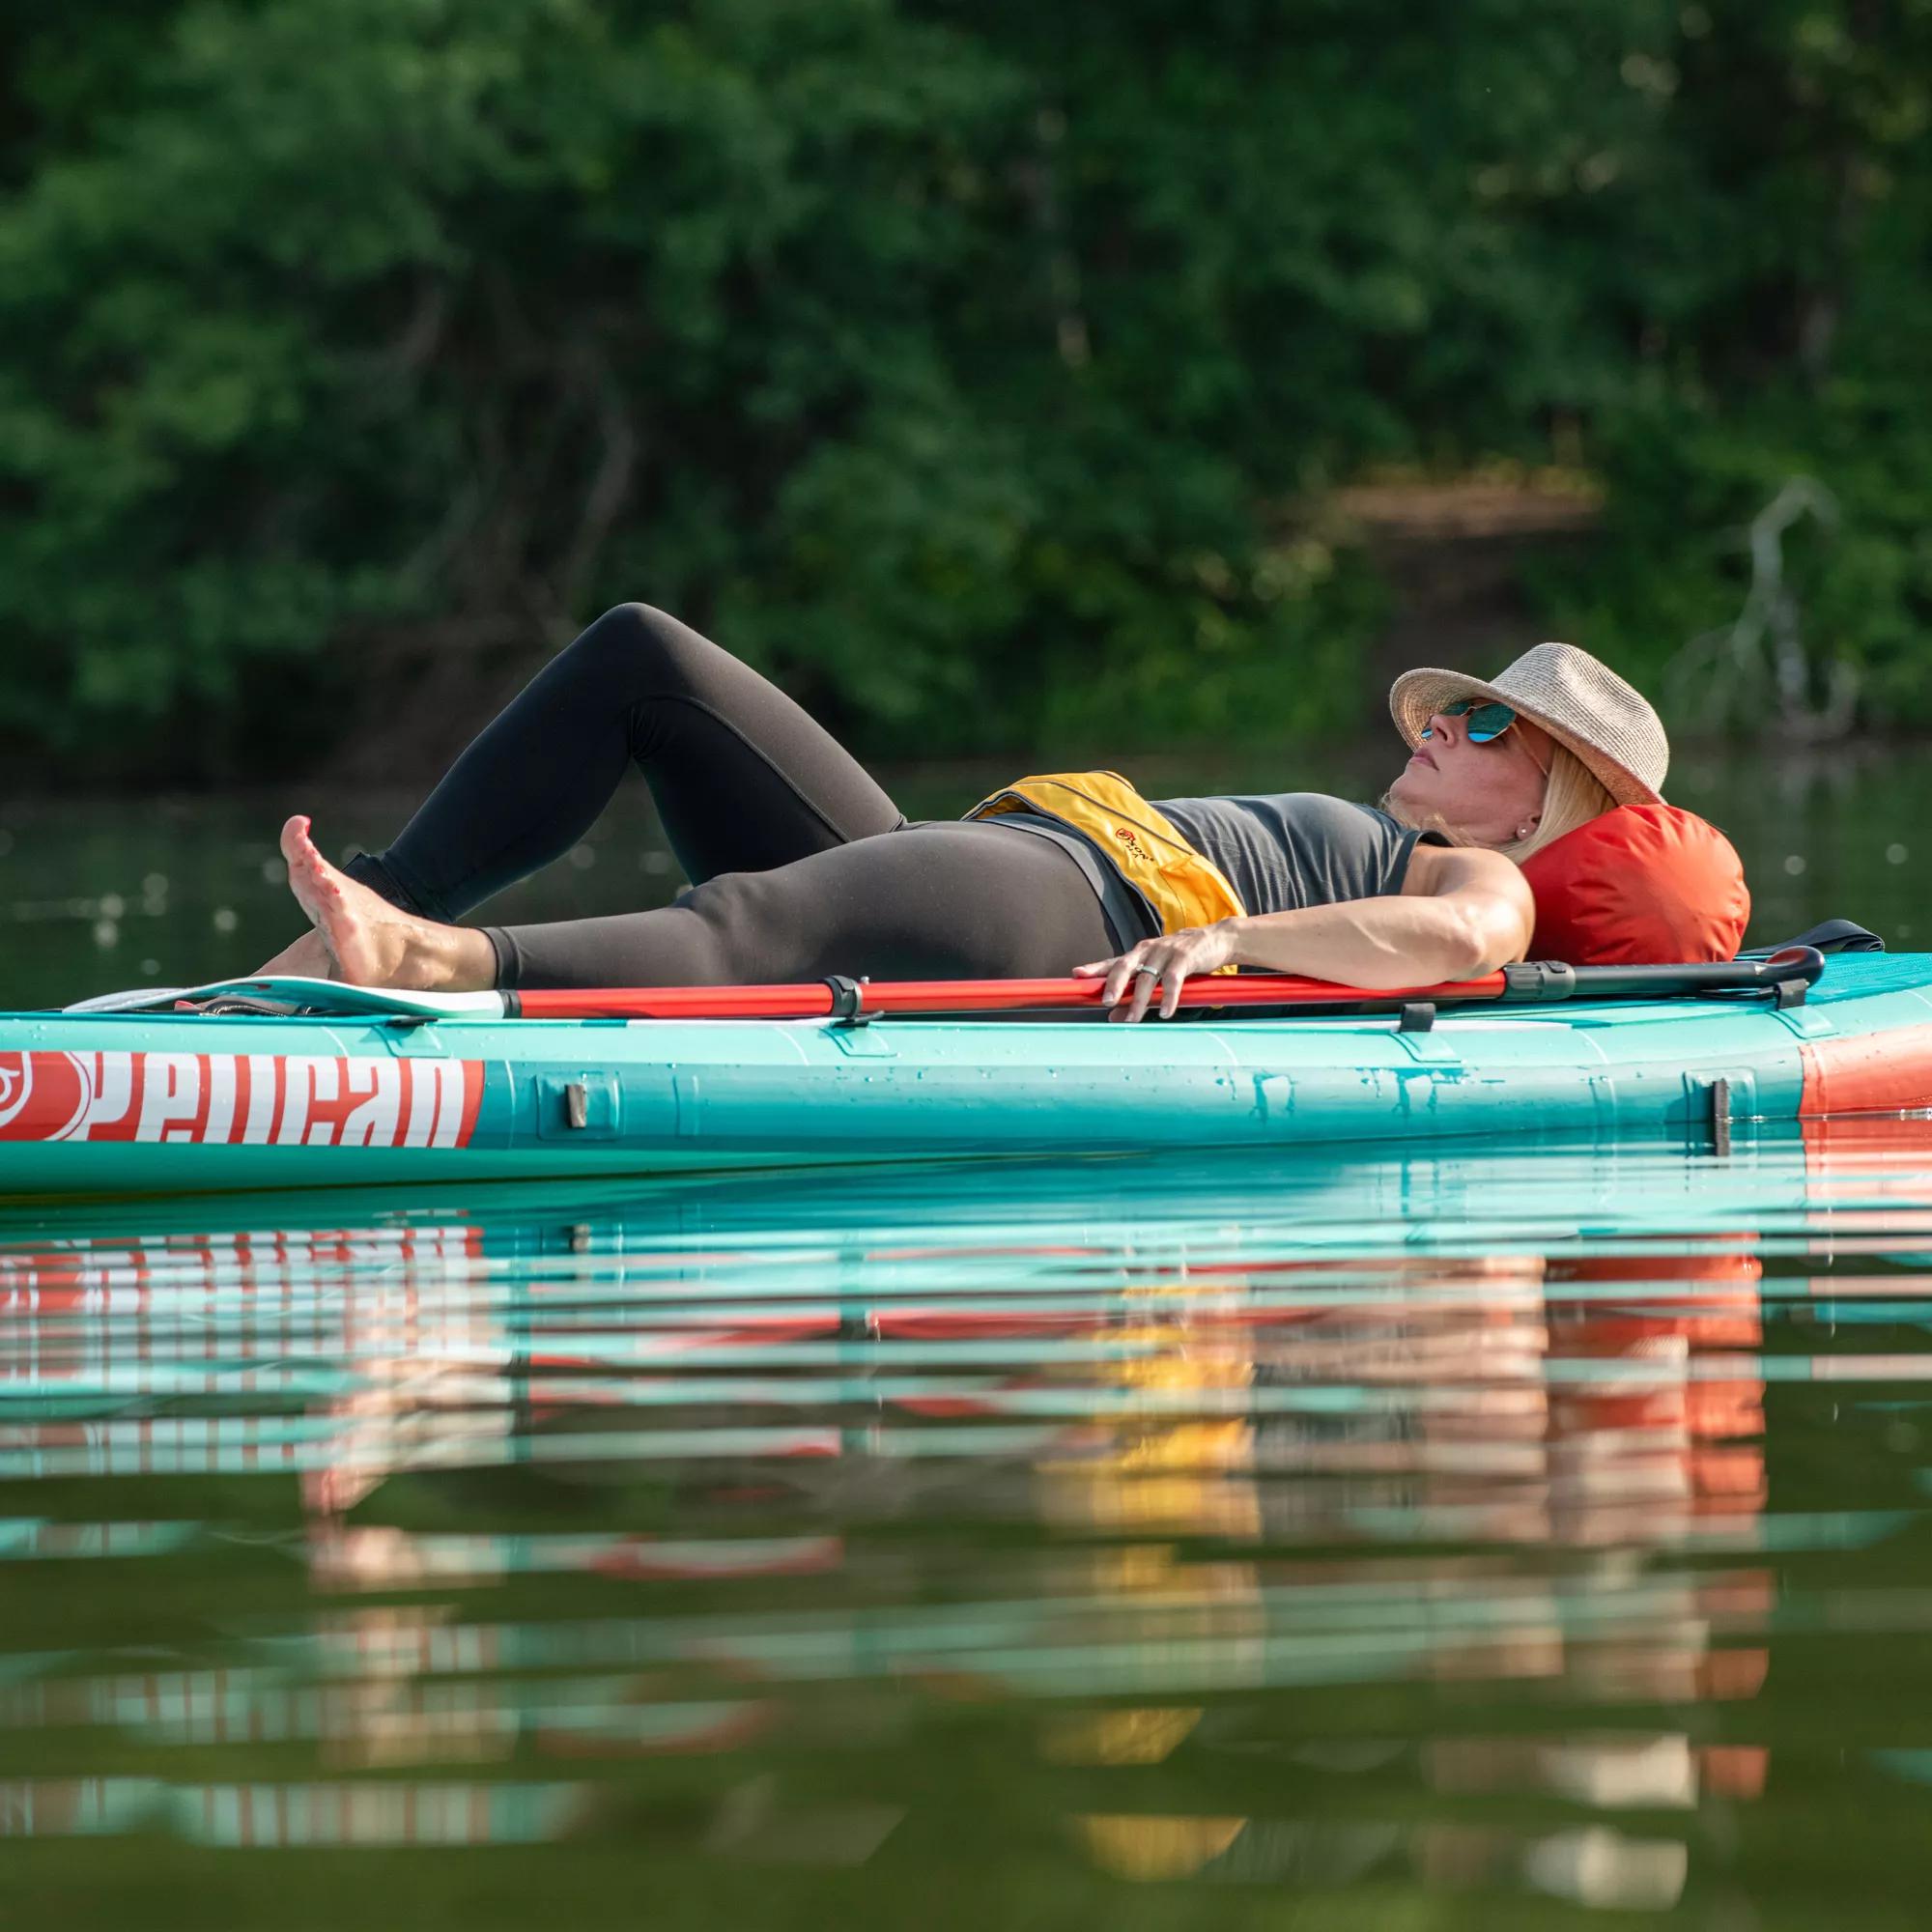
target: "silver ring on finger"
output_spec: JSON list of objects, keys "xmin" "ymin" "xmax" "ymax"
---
[{"xmin": 1135, "ymin": 964, "xmax": 1160, "ymax": 980}]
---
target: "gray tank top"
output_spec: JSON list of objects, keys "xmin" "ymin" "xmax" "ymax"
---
[
  {"xmin": 985, "ymin": 793, "xmax": 1438, "ymax": 944},
  {"xmin": 1154, "ymin": 793, "xmax": 1440, "ymax": 918}
]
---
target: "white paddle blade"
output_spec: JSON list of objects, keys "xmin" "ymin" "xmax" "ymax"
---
[{"xmin": 63, "ymin": 978, "xmax": 508, "ymax": 1019}]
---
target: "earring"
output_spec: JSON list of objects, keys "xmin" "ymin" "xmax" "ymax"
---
[{"xmin": 1515, "ymin": 823, "xmax": 1534, "ymax": 839}]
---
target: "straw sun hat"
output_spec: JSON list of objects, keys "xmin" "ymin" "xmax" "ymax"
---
[{"xmin": 1388, "ymin": 640, "xmax": 1668, "ymax": 807}]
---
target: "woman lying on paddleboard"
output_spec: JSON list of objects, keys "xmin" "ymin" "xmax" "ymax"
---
[{"xmin": 261, "ymin": 604, "xmax": 1670, "ymax": 1020}]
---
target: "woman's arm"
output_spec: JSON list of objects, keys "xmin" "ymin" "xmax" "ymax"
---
[
  {"xmin": 1073, "ymin": 845, "xmax": 1534, "ymax": 1021},
  {"xmin": 1227, "ymin": 845, "xmax": 1533, "ymax": 982}
]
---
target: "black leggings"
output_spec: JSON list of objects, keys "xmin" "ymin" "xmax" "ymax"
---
[{"xmin": 345, "ymin": 603, "xmax": 1120, "ymax": 990}]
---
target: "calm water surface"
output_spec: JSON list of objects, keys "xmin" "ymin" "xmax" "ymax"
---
[
  {"xmin": 3, "ymin": 751, "xmax": 1932, "ymax": 1924},
  {"xmin": 4, "ymin": 1130, "xmax": 1932, "ymax": 1924}
]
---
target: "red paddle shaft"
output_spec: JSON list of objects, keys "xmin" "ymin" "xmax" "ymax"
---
[{"xmin": 512, "ymin": 971, "xmax": 1510, "ymax": 1021}]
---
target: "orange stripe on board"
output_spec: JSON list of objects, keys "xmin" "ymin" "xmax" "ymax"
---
[
  {"xmin": 227, "ymin": 1053, "xmax": 250, "ymax": 1146},
  {"xmin": 454, "ymin": 1061, "xmax": 485, "ymax": 1148},
  {"xmin": 1801, "ymin": 1020, "xmax": 1932, "ymax": 1116}
]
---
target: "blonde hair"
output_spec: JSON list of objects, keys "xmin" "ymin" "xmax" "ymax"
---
[
  {"xmin": 1383, "ymin": 742, "xmax": 1618, "ymax": 861},
  {"xmin": 1501, "ymin": 745, "xmax": 1619, "ymax": 861}
]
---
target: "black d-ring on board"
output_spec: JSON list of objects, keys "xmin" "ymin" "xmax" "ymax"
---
[{"xmin": 824, "ymin": 975, "xmax": 876, "ymax": 1026}]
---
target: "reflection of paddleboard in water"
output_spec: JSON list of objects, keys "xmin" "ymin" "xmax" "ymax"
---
[
  {"xmin": 0, "ymin": 1119, "xmax": 1893, "ymax": 1870},
  {"xmin": 0, "ymin": 1217, "xmax": 496, "ymax": 1484}
]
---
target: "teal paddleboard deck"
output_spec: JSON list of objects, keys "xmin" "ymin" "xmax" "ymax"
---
[{"xmin": 3, "ymin": 953, "xmax": 1930, "ymax": 1199}]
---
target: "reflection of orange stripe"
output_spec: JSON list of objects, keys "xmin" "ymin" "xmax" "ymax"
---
[
  {"xmin": 1549, "ymin": 1254, "xmax": 1762, "ymax": 1286},
  {"xmin": 1701, "ymin": 1744, "xmax": 1770, "ymax": 1798},
  {"xmin": 1802, "ymin": 1114, "xmax": 1932, "ymax": 1167},
  {"xmin": 1559, "ymin": 1312, "xmax": 1760, "ymax": 1349},
  {"xmin": 1801, "ymin": 1021, "xmax": 1932, "ymax": 1114}
]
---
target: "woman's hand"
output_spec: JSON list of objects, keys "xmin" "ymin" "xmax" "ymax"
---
[{"xmin": 1071, "ymin": 923, "xmax": 1239, "ymax": 1022}]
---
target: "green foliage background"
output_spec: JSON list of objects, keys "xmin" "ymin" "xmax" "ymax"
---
[{"xmin": 1, "ymin": 0, "xmax": 1926, "ymax": 780}]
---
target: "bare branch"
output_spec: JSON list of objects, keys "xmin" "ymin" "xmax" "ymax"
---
[{"xmin": 1665, "ymin": 476, "xmax": 1855, "ymax": 738}]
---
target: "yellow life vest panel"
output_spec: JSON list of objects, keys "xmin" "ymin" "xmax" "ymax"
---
[{"xmin": 964, "ymin": 770, "xmax": 1246, "ymax": 962}]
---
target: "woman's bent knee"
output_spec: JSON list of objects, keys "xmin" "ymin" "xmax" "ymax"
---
[{"xmin": 568, "ymin": 602, "xmax": 719, "ymax": 695}]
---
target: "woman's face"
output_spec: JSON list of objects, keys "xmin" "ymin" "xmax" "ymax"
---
[{"xmin": 1387, "ymin": 706, "xmax": 1553, "ymax": 846}]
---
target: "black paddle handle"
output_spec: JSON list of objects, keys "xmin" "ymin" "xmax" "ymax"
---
[{"xmin": 1501, "ymin": 946, "xmax": 1826, "ymax": 1003}]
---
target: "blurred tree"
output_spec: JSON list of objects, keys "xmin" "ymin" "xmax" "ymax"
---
[
  {"xmin": 1527, "ymin": 0, "xmax": 1932, "ymax": 730},
  {"xmin": 0, "ymin": 0, "xmax": 1925, "ymax": 781}
]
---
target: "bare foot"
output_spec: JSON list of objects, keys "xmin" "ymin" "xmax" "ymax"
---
[
  {"xmin": 254, "ymin": 929, "xmax": 332, "ymax": 980},
  {"xmin": 278, "ymin": 816, "xmax": 495, "ymax": 991}
]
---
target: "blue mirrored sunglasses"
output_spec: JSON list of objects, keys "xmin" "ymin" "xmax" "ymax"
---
[{"xmin": 1420, "ymin": 697, "xmax": 1519, "ymax": 744}]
